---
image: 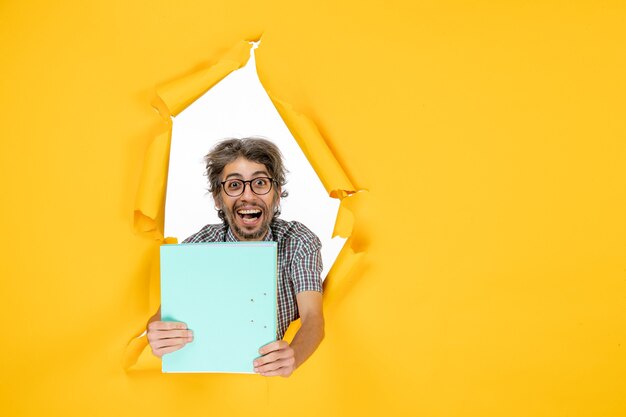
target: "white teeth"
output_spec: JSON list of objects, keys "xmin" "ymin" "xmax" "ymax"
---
[{"xmin": 238, "ymin": 209, "xmax": 261, "ymax": 214}]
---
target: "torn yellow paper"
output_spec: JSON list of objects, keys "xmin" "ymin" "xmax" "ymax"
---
[
  {"xmin": 133, "ymin": 41, "xmax": 256, "ymax": 242},
  {"xmin": 125, "ymin": 39, "xmax": 367, "ymax": 372},
  {"xmin": 122, "ymin": 237, "xmax": 178, "ymax": 370},
  {"xmin": 268, "ymin": 96, "xmax": 355, "ymax": 199},
  {"xmin": 322, "ymin": 240, "xmax": 365, "ymax": 309},
  {"xmin": 157, "ymin": 40, "xmax": 253, "ymax": 117},
  {"xmin": 122, "ymin": 334, "xmax": 148, "ymax": 370},
  {"xmin": 334, "ymin": 190, "xmax": 370, "ymax": 252},
  {"xmin": 133, "ymin": 129, "xmax": 172, "ymax": 240}
]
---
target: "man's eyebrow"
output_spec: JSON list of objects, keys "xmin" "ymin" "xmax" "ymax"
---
[
  {"xmin": 224, "ymin": 173, "xmax": 243, "ymax": 180},
  {"xmin": 223, "ymin": 170, "xmax": 269, "ymax": 180}
]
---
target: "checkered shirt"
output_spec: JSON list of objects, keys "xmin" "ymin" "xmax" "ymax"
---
[{"xmin": 182, "ymin": 218, "xmax": 323, "ymax": 339}]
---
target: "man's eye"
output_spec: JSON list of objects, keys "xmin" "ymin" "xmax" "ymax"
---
[
  {"xmin": 254, "ymin": 178, "xmax": 268, "ymax": 186},
  {"xmin": 228, "ymin": 181, "xmax": 242, "ymax": 189}
]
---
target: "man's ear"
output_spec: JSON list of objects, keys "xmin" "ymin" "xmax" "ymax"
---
[
  {"xmin": 274, "ymin": 187, "xmax": 283, "ymax": 213},
  {"xmin": 213, "ymin": 193, "xmax": 222, "ymax": 210}
]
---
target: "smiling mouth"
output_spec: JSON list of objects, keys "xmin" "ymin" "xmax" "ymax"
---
[{"xmin": 236, "ymin": 208, "xmax": 262, "ymax": 224}]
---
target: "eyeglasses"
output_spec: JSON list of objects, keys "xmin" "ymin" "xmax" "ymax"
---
[{"xmin": 220, "ymin": 177, "xmax": 275, "ymax": 197}]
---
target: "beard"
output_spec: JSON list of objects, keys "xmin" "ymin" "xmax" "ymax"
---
[{"xmin": 220, "ymin": 199, "xmax": 277, "ymax": 241}]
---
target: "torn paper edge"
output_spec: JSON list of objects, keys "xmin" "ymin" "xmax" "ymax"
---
[{"xmin": 124, "ymin": 39, "xmax": 368, "ymax": 371}]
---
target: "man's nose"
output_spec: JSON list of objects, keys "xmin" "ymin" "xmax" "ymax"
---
[{"xmin": 241, "ymin": 182, "xmax": 257, "ymax": 200}]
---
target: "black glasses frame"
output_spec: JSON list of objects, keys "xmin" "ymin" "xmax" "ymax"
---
[{"xmin": 220, "ymin": 177, "xmax": 276, "ymax": 197}]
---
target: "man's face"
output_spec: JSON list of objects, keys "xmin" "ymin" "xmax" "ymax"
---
[{"xmin": 216, "ymin": 156, "xmax": 280, "ymax": 241}]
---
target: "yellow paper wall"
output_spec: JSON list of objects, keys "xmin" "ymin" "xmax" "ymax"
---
[{"xmin": 1, "ymin": 1, "xmax": 625, "ymax": 416}]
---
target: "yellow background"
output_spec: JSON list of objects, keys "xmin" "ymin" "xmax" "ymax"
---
[{"xmin": 1, "ymin": 1, "xmax": 625, "ymax": 416}]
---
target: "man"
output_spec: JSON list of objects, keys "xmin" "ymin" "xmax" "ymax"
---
[{"xmin": 147, "ymin": 137, "xmax": 324, "ymax": 377}]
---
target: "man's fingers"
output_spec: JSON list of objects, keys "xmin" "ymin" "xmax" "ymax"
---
[
  {"xmin": 258, "ymin": 340, "xmax": 287, "ymax": 355},
  {"xmin": 254, "ymin": 352, "xmax": 278, "ymax": 366},
  {"xmin": 153, "ymin": 343, "xmax": 187, "ymax": 357},
  {"xmin": 148, "ymin": 321, "xmax": 188, "ymax": 331},
  {"xmin": 254, "ymin": 350, "xmax": 290, "ymax": 367},
  {"xmin": 146, "ymin": 321, "xmax": 192, "ymax": 358},
  {"xmin": 150, "ymin": 336, "xmax": 192, "ymax": 358},
  {"xmin": 147, "ymin": 329, "xmax": 193, "ymax": 342},
  {"xmin": 254, "ymin": 357, "xmax": 295, "ymax": 374},
  {"xmin": 150, "ymin": 337, "xmax": 193, "ymax": 348}
]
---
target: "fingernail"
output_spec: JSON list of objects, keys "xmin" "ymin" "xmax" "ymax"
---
[{"xmin": 254, "ymin": 368, "xmax": 259, "ymax": 373}]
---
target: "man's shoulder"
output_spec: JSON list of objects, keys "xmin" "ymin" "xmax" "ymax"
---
[
  {"xmin": 182, "ymin": 223, "xmax": 227, "ymax": 243},
  {"xmin": 271, "ymin": 218, "xmax": 321, "ymax": 249}
]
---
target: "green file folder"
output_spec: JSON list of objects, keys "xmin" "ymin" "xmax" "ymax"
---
[{"xmin": 160, "ymin": 242, "xmax": 278, "ymax": 373}]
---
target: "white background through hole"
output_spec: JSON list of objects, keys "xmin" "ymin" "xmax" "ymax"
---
[{"xmin": 164, "ymin": 44, "xmax": 344, "ymax": 280}]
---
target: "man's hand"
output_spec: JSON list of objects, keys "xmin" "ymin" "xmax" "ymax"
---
[
  {"xmin": 253, "ymin": 291, "xmax": 324, "ymax": 377},
  {"xmin": 147, "ymin": 321, "xmax": 193, "ymax": 358},
  {"xmin": 253, "ymin": 340, "xmax": 296, "ymax": 377}
]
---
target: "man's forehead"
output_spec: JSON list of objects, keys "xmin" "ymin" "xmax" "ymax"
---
[{"xmin": 222, "ymin": 157, "xmax": 270, "ymax": 179}]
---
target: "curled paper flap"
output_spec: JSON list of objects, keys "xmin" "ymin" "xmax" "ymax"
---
[
  {"xmin": 323, "ymin": 191, "xmax": 370, "ymax": 308},
  {"xmin": 122, "ymin": 334, "xmax": 149, "ymax": 370},
  {"xmin": 267, "ymin": 95, "xmax": 355, "ymax": 199},
  {"xmin": 332, "ymin": 192, "xmax": 369, "ymax": 248},
  {"xmin": 124, "ymin": 335, "xmax": 162, "ymax": 372},
  {"xmin": 157, "ymin": 41, "xmax": 253, "ymax": 117},
  {"xmin": 133, "ymin": 130, "xmax": 172, "ymax": 240},
  {"xmin": 322, "ymin": 240, "xmax": 365, "ymax": 309},
  {"xmin": 125, "ymin": 40, "xmax": 368, "ymax": 371},
  {"xmin": 122, "ymin": 238, "xmax": 177, "ymax": 370},
  {"xmin": 333, "ymin": 197, "xmax": 355, "ymax": 239}
]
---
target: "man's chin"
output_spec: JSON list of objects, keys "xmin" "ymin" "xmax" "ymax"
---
[{"xmin": 232, "ymin": 219, "xmax": 269, "ymax": 241}]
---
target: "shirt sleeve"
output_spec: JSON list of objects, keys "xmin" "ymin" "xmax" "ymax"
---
[{"xmin": 289, "ymin": 235, "xmax": 323, "ymax": 293}]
